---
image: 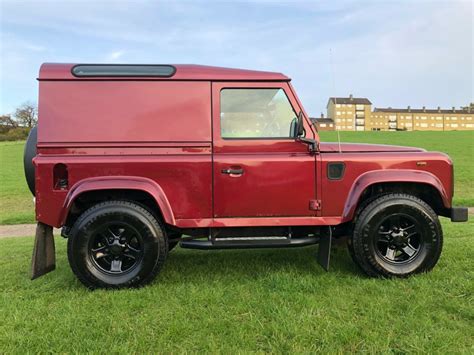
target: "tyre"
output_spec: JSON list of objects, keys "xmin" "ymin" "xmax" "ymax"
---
[
  {"xmin": 350, "ymin": 193, "xmax": 443, "ymax": 278},
  {"xmin": 67, "ymin": 201, "xmax": 168, "ymax": 289},
  {"xmin": 23, "ymin": 126, "xmax": 37, "ymax": 196}
]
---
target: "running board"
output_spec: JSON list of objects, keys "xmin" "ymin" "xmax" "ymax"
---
[{"xmin": 180, "ymin": 236, "xmax": 319, "ymax": 250}]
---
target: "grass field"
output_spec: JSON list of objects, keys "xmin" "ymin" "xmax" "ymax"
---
[
  {"xmin": 0, "ymin": 131, "xmax": 472, "ymax": 224},
  {"xmin": 0, "ymin": 219, "xmax": 472, "ymax": 352},
  {"xmin": 0, "ymin": 141, "xmax": 34, "ymax": 224}
]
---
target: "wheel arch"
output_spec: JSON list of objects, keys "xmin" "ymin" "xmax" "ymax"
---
[
  {"xmin": 342, "ymin": 169, "xmax": 450, "ymax": 222},
  {"xmin": 60, "ymin": 176, "xmax": 175, "ymax": 227}
]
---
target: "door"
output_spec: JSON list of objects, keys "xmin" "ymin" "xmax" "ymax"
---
[{"xmin": 212, "ymin": 82, "xmax": 317, "ymax": 218}]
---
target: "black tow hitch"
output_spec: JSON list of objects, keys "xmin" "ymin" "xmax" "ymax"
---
[{"xmin": 31, "ymin": 222, "xmax": 56, "ymax": 279}]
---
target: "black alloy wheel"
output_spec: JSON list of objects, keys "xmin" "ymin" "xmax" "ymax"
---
[
  {"xmin": 68, "ymin": 201, "xmax": 167, "ymax": 289},
  {"xmin": 350, "ymin": 193, "xmax": 443, "ymax": 278},
  {"xmin": 375, "ymin": 213, "xmax": 422, "ymax": 264},
  {"xmin": 89, "ymin": 223, "xmax": 144, "ymax": 274}
]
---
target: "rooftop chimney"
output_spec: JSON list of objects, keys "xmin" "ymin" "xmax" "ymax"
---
[
  {"xmin": 349, "ymin": 94, "xmax": 353, "ymax": 100},
  {"xmin": 437, "ymin": 106, "xmax": 441, "ymax": 112},
  {"xmin": 407, "ymin": 105, "xmax": 411, "ymax": 112},
  {"xmin": 423, "ymin": 106, "xmax": 426, "ymax": 112}
]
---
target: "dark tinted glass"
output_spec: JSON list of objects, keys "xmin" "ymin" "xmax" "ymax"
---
[{"xmin": 71, "ymin": 65, "xmax": 176, "ymax": 77}]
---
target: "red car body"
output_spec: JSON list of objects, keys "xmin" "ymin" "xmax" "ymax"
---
[
  {"xmin": 27, "ymin": 63, "xmax": 467, "ymax": 285},
  {"xmin": 35, "ymin": 63, "xmax": 455, "ymax": 228}
]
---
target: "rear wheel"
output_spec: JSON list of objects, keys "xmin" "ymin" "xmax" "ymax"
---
[
  {"xmin": 350, "ymin": 193, "xmax": 443, "ymax": 277},
  {"xmin": 67, "ymin": 201, "xmax": 168, "ymax": 289}
]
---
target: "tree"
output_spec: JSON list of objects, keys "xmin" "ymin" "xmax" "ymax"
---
[
  {"xmin": 14, "ymin": 102, "xmax": 38, "ymax": 127},
  {"xmin": 0, "ymin": 114, "xmax": 18, "ymax": 129}
]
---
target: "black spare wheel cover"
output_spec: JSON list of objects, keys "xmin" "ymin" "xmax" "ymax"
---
[{"xmin": 24, "ymin": 126, "xmax": 37, "ymax": 196}]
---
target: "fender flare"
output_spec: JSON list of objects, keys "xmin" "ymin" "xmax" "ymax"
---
[
  {"xmin": 60, "ymin": 176, "xmax": 175, "ymax": 226},
  {"xmin": 341, "ymin": 169, "xmax": 449, "ymax": 222}
]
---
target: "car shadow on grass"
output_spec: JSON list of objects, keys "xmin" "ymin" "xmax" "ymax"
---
[{"xmin": 160, "ymin": 243, "xmax": 364, "ymax": 284}]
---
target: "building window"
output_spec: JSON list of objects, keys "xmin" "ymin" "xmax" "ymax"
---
[{"xmin": 220, "ymin": 88, "xmax": 297, "ymax": 139}]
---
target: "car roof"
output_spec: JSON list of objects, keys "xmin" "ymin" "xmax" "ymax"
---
[{"xmin": 38, "ymin": 63, "xmax": 290, "ymax": 81}]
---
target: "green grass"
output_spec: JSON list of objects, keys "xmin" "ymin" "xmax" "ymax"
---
[
  {"xmin": 0, "ymin": 219, "xmax": 472, "ymax": 352},
  {"xmin": 0, "ymin": 131, "xmax": 473, "ymax": 225},
  {"xmin": 0, "ymin": 141, "xmax": 35, "ymax": 224}
]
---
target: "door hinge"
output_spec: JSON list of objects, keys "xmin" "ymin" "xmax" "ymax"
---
[{"xmin": 309, "ymin": 199, "xmax": 321, "ymax": 211}]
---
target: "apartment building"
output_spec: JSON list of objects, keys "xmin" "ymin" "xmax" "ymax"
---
[
  {"xmin": 310, "ymin": 114, "xmax": 335, "ymax": 131},
  {"xmin": 327, "ymin": 95, "xmax": 473, "ymax": 131},
  {"xmin": 371, "ymin": 106, "xmax": 474, "ymax": 131},
  {"xmin": 327, "ymin": 95, "xmax": 372, "ymax": 131}
]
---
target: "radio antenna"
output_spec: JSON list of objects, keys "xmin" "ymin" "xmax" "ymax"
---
[{"xmin": 329, "ymin": 48, "xmax": 342, "ymax": 153}]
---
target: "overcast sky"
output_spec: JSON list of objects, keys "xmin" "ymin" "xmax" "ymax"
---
[{"xmin": 0, "ymin": 0, "xmax": 472, "ymax": 116}]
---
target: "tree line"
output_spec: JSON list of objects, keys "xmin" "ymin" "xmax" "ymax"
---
[{"xmin": 0, "ymin": 102, "xmax": 38, "ymax": 141}]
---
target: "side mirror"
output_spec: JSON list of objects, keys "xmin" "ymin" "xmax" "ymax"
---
[
  {"xmin": 296, "ymin": 111, "xmax": 305, "ymax": 137},
  {"xmin": 295, "ymin": 112, "xmax": 317, "ymax": 153}
]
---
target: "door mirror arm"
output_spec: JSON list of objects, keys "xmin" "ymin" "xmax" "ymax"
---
[{"xmin": 297, "ymin": 136, "xmax": 317, "ymax": 153}]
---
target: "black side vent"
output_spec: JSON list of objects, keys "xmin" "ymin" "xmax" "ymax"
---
[{"xmin": 327, "ymin": 162, "xmax": 345, "ymax": 180}]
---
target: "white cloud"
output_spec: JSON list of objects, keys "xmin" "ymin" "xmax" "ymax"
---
[{"xmin": 106, "ymin": 50, "xmax": 126, "ymax": 61}]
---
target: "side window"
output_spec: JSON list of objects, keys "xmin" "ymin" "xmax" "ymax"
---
[{"xmin": 220, "ymin": 88, "xmax": 298, "ymax": 139}]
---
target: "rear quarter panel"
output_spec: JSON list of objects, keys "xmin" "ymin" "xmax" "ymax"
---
[{"xmin": 36, "ymin": 80, "xmax": 212, "ymax": 227}]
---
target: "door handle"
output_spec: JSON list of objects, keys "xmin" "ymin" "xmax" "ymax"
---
[{"xmin": 221, "ymin": 168, "xmax": 244, "ymax": 175}]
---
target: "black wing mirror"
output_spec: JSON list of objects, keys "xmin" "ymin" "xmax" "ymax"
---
[
  {"xmin": 296, "ymin": 111, "xmax": 305, "ymax": 137},
  {"xmin": 295, "ymin": 111, "xmax": 317, "ymax": 153}
]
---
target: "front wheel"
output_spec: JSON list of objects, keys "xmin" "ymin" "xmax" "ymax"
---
[
  {"xmin": 67, "ymin": 201, "xmax": 168, "ymax": 289},
  {"xmin": 350, "ymin": 193, "xmax": 443, "ymax": 278}
]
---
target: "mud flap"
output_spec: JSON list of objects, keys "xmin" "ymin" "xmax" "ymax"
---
[
  {"xmin": 31, "ymin": 222, "xmax": 56, "ymax": 280},
  {"xmin": 317, "ymin": 227, "xmax": 332, "ymax": 271}
]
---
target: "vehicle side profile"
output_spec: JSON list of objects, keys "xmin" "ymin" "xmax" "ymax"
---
[{"xmin": 24, "ymin": 63, "xmax": 468, "ymax": 288}]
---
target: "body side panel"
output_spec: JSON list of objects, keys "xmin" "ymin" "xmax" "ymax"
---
[
  {"xmin": 38, "ymin": 81, "xmax": 211, "ymax": 143},
  {"xmin": 320, "ymin": 152, "xmax": 453, "ymax": 220}
]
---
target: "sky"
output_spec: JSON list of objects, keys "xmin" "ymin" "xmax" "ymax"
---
[{"xmin": 0, "ymin": 0, "xmax": 472, "ymax": 116}]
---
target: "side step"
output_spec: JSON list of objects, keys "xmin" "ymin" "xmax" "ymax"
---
[{"xmin": 180, "ymin": 236, "xmax": 319, "ymax": 250}]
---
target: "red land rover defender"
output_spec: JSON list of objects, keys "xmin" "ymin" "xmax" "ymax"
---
[{"xmin": 24, "ymin": 63, "xmax": 468, "ymax": 288}]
